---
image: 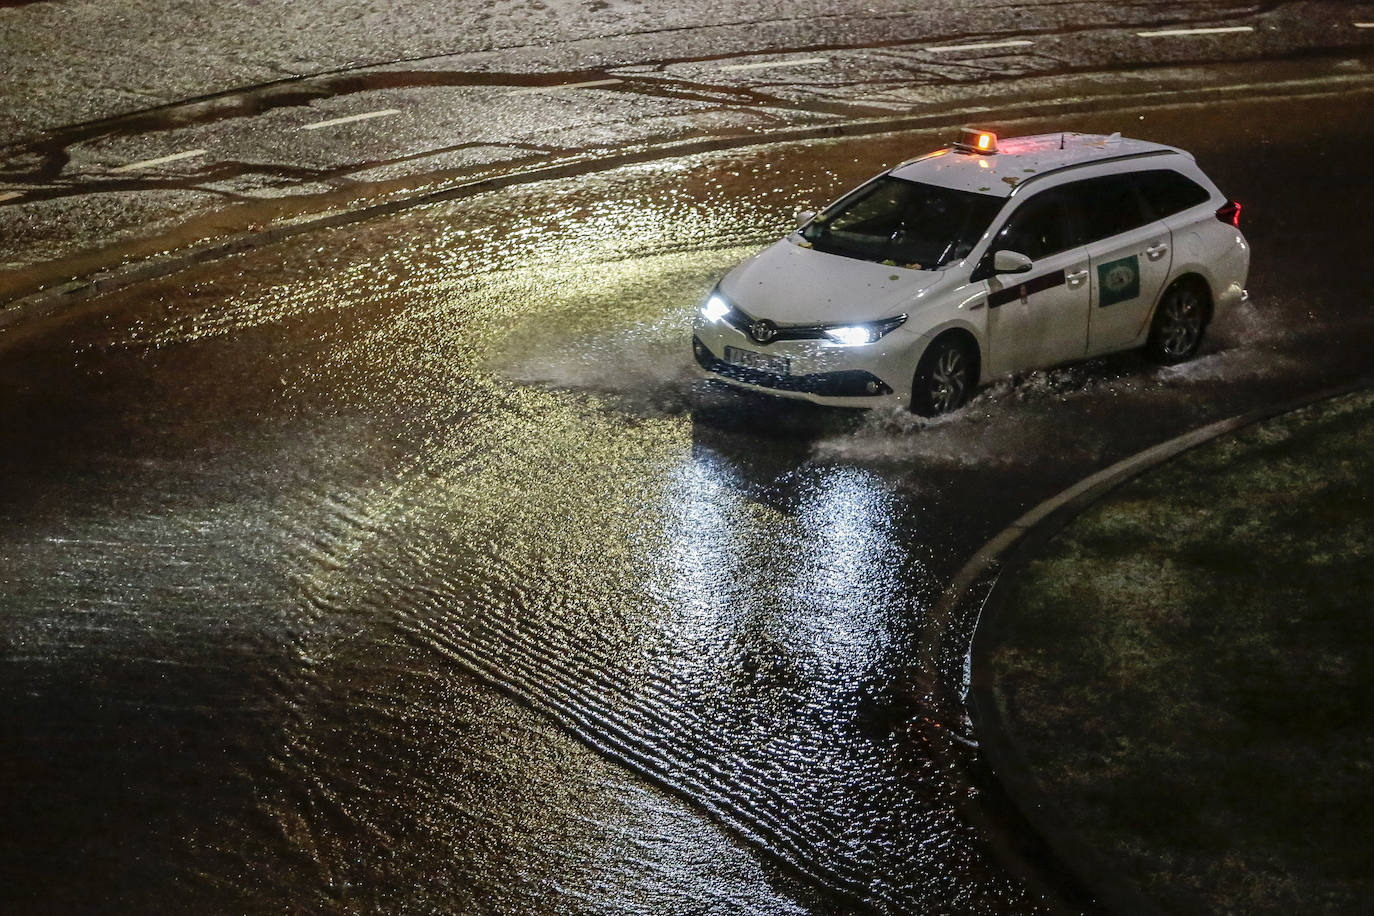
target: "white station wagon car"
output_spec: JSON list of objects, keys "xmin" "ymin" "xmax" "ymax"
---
[{"xmin": 692, "ymin": 129, "xmax": 1249, "ymax": 415}]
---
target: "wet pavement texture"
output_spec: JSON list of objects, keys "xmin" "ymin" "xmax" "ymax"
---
[
  {"xmin": 2, "ymin": 0, "xmax": 1373, "ymax": 277},
  {"xmin": 2, "ymin": 83, "xmax": 1374, "ymax": 915},
  {"xmin": 4, "ymin": 0, "xmax": 1367, "ymax": 134}
]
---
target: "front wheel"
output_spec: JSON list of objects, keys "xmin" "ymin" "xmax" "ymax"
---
[
  {"xmin": 910, "ymin": 336, "xmax": 976, "ymax": 417},
  {"xmin": 1147, "ymin": 281, "xmax": 1208, "ymax": 364}
]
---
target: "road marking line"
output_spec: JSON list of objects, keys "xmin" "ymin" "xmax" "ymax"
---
[
  {"xmin": 111, "ymin": 149, "xmax": 207, "ymax": 172},
  {"xmin": 0, "ymin": 191, "xmax": 23, "ymax": 203},
  {"xmin": 300, "ymin": 108, "xmax": 401, "ymax": 130},
  {"xmin": 1354, "ymin": 22, "xmax": 1374, "ymax": 28},
  {"xmin": 505, "ymin": 79, "xmax": 622, "ymax": 96},
  {"xmin": 924, "ymin": 39, "xmax": 1034, "ymax": 53},
  {"xmin": 1136, "ymin": 25, "xmax": 1255, "ymax": 37},
  {"xmin": 717, "ymin": 57, "xmax": 829, "ymax": 72}
]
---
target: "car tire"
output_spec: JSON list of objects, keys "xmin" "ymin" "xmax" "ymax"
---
[
  {"xmin": 910, "ymin": 335, "xmax": 976, "ymax": 417},
  {"xmin": 1146, "ymin": 280, "xmax": 1208, "ymax": 364}
]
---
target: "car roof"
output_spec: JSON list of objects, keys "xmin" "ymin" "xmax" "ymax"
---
[{"xmin": 888, "ymin": 132, "xmax": 1190, "ymax": 198}]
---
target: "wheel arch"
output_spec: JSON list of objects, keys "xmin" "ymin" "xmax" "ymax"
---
[
  {"xmin": 907, "ymin": 325, "xmax": 983, "ymax": 416},
  {"xmin": 916, "ymin": 324, "xmax": 983, "ymax": 382},
  {"xmin": 1153, "ymin": 271, "xmax": 1215, "ymax": 327},
  {"xmin": 1145, "ymin": 271, "xmax": 1213, "ymax": 363}
]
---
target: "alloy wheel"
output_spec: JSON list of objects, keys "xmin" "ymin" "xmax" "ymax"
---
[
  {"xmin": 928, "ymin": 345, "xmax": 967, "ymax": 414},
  {"xmin": 1158, "ymin": 287, "xmax": 1204, "ymax": 358}
]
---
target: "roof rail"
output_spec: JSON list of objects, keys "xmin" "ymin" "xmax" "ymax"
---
[{"xmin": 1008, "ymin": 148, "xmax": 1178, "ymax": 196}]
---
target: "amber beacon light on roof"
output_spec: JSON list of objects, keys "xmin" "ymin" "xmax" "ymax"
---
[{"xmin": 954, "ymin": 127, "xmax": 998, "ymax": 153}]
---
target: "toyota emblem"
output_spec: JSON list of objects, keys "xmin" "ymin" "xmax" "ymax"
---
[{"xmin": 749, "ymin": 319, "xmax": 777, "ymax": 344}]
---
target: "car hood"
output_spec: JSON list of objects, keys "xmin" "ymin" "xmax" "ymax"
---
[{"xmin": 720, "ymin": 238, "xmax": 945, "ymax": 325}]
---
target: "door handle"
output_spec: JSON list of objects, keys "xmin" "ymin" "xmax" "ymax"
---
[
  {"xmin": 1145, "ymin": 243, "xmax": 1169, "ymax": 261},
  {"xmin": 1066, "ymin": 269, "xmax": 1089, "ymax": 288}
]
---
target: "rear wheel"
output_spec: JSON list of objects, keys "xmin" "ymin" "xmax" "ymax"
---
[
  {"xmin": 1147, "ymin": 280, "xmax": 1208, "ymax": 363},
  {"xmin": 910, "ymin": 336, "xmax": 976, "ymax": 416}
]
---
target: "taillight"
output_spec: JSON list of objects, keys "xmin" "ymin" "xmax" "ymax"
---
[{"xmin": 1216, "ymin": 200, "xmax": 1241, "ymax": 228}]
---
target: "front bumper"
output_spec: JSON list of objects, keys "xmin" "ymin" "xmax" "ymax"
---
[{"xmin": 692, "ymin": 336, "xmax": 895, "ymax": 405}]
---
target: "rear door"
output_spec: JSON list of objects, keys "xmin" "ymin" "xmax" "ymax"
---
[
  {"xmin": 980, "ymin": 185, "xmax": 1092, "ymax": 376},
  {"xmin": 1066, "ymin": 174, "xmax": 1174, "ymax": 356}
]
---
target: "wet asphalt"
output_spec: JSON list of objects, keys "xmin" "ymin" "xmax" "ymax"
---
[
  {"xmin": 3, "ymin": 0, "xmax": 1373, "ymax": 277},
  {"xmin": 2, "ymin": 86, "xmax": 1372, "ymax": 913},
  {"xmin": 3, "ymin": 2, "xmax": 1374, "ymax": 912}
]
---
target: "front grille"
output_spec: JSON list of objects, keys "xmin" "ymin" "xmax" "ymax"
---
[
  {"xmin": 693, "ymin": 337, "xmax": 892, "ymax": 398},
  {"xmin": 719, "ymin": 307, "xmax": 828, "ymax": 343}
]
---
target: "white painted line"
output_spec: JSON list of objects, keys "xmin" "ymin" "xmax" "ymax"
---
[
  {"xmin": 300, "ymin": 108, "xmax": 402, "ymax": 130},
  {"xmin": 111, "ymin": 149, "xmax": 207, "ymax": 173},
  {"xmin": 1354, "ymin": 22, "xmax": 1374, "ymax": 28},
  {"xmin": 1136, "ymin": 25, "xmax": 1254, "ymax": 37},
  {"xmin": 924, "ymin": 39, "xmax": 1033, "ymax": 53},
  {"xmin": 716, "ymin": 57, "xmax": 829, "ymax": 72},
  {"xmin": 0, "ymin": 190, "xmax": 23, "ymax": 203},
  {"xmin": 505, "ymin": 79, "xmax": 622, "ymax": 96}
]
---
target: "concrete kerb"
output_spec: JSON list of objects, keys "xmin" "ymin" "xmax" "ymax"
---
[
  {"xmin": 949, "ymin": 378, "xmax": 1374, "ymax": 915},
  {"xmin": 5, "ymin": 70, "xmax": 1372, "ymax": 331}
]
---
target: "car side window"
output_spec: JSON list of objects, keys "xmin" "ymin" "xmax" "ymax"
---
[
  {"xmin": 1135, "ymin": 169, "xmax": 1211, "ymax": 218},
  {"xmin": 1066, "ymin": 174, "xmax": 1154, "ymax": 242},
  {"xmin": 990, "ymin": 187, "xmax": 1077, "ymax": 261}
]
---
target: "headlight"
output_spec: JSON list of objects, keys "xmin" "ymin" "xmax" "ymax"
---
[
  {"xmin": 823, "ymin": 314, "xmax": 907, "ymax": 346},
  {"xmin": 701, "ymin": 291, "xmax": 731, "ymax": 323},
  {"xmin": 826, "ymin": 325, "xmax": 876, "ymax": 346}
]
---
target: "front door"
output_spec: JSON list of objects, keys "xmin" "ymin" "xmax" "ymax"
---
[
  {"xmin": 985, "ymin": 246, "xmax": 1092, "ymax": 376},
  {"xmin": 980, "ymin": 185, "xmax": 1092, "ymax": 376}
]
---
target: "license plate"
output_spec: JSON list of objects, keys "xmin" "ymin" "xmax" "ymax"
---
[{"xmin": 725, "ymin": 346, "xmax": 790, "ymax": 375}]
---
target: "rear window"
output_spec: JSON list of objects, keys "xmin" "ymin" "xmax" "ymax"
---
[{"xmin": 1135, "ymin": 169, "xmax": 1212, "ymax": 218}]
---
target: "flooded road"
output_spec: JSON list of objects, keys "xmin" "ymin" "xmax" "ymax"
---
[{"xmin": 2, "ymin": 90, "xmax": 1372, "ymax": 913}]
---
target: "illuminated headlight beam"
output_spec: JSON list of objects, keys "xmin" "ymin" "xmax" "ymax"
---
[
  {"xmin": 700, "ymin": 293, "xmax": 731, "ymax": 322},
  {"xmin": 825, "ymin": 325, "xmax": 877, "ymax": 346},
  {"xmin": 824, "ymin": 314, "xmax": 907, "ymax": 346}
]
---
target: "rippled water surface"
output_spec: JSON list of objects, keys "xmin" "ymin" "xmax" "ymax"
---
[{"xmin": 4, "ymin": 113, "xmax": 1370, "ymax": 912}]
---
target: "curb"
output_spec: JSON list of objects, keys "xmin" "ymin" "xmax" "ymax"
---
[
  {"xmin": 6, "ymin": 70, "xmax": 1373, "ymax": 331},
  {"xmin": 948, "ymin": 377, "xmax": 1374, "ymax": 914}
]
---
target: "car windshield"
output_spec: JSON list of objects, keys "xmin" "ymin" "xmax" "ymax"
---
[{"xmin": 801, "ymin": 176, "xmax": 1003, "ymax": 269}]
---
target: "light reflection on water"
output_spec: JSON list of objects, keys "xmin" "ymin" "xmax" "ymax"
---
[
  {"xmin": 784, "ymin": 467, "xmax": 903, "ymax": 671},
  {"xmin": 235, "ymin": 162, "xmax": 1032, "ymax": 906},
  {"xmin": 3, "ymin": 140, "xmax": 1052, "ymax": 913}
]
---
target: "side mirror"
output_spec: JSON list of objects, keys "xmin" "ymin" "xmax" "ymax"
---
[
  {"xmin": 993, "ymin": 250, "xmax": 1033, "ymax": 274},
  {"xmin": 994, "ymin": 248, "xmax": 1033, "ymax": 274},
  {"xmin": 794, "ymin": 209, "xmax": 816, "ymax": 230}
]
